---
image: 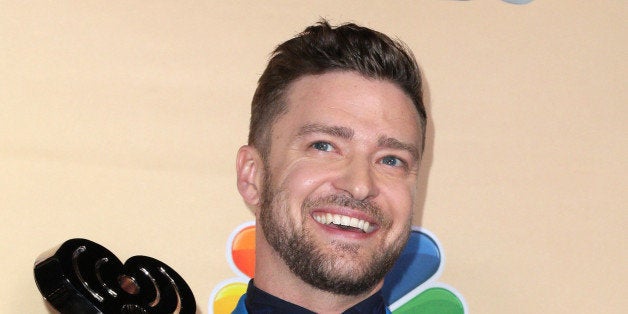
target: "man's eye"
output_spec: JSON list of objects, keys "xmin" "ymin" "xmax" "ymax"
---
[
  {"xmin": 311, "ymin": 141, "xmax": 333, "ymax": 152},
  {"xmin": 381, "ymin": 156, "xmax": 405, "ymax": 168}
]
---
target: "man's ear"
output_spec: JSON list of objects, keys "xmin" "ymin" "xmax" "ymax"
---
[{"xmin": 236, "ymin": 145, "xmax": 265, "ymax": 209}]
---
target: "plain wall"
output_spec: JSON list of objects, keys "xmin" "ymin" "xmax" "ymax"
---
[{"xmin": 1, "ymin": 1, "xmax": 626, "ymax": 313}]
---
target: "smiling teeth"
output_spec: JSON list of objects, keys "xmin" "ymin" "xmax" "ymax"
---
[{"xmin": 313, "ymin": 213, "xmax": 374, "ymax": 233}]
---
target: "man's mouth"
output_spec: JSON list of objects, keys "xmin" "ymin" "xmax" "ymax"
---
[{"xmin": 312, "ymin": 213, "xmax": 376, "ymax": 233}]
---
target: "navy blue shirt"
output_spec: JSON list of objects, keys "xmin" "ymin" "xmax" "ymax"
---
[{"xmin": 242, "ymin": 280, "xmax": 390, "ymax": 314}]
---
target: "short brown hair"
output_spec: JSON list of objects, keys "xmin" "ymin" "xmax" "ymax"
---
[{"xmin": 249, "ymin": 20, "xmax": 426, "ymax": 159}]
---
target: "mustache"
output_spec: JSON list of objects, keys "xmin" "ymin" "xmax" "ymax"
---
[{"xmin": 302, "ymin": 194, "xmax": 389, "ymax": 227}]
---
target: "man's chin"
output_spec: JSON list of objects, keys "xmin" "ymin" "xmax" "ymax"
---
[
  {"xmin": 299, "ymin": 266, "xmax": 382, "ymax": 296},
  {"xmin": 289, "ymin": 250, "xmax": 384, "ymax": 296}
]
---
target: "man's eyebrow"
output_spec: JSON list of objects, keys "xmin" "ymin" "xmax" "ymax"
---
[
  {"xmin": 378, "ymin": 136, "xmax": 420, "ymax": 162},
  {"xmin": 296, "ymin": 123, "xmax": 354, "ymax": 139}
]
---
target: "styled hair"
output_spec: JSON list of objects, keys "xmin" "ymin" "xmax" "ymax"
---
[{"xmin": 249, "ymin": 20, "xmax": 426, "ymax": 159}]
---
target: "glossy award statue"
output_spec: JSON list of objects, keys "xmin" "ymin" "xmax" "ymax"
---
[{"xmin": 34, "ymin": 238, "xmax": 196, "ymax": 313}]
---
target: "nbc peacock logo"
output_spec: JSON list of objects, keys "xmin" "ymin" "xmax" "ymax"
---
[{"xmin": 209, "ymin": 221, "xmax": 467, "ymax": 313}]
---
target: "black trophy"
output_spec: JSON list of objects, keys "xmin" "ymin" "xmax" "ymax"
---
[{"xmin": 34, "ymin": 238, "xmax": 196, "ymax": 313}]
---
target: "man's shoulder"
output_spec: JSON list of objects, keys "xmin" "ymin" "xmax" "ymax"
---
[
  {"xmin": 230, "ymin": 293, "xmax": 392, "ymax": 314},
  {"xmin": 231, "ymin": 293, "xmax": 248, "ymax": 314}
]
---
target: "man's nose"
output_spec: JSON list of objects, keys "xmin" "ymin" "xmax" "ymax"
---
[{"xmin": 334, "ymin": 157, "xmax": 379, "ymax": 201}]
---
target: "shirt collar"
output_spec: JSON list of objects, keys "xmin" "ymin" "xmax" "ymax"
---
[{"xmin": 244, "ymin": 279, "xmax": 389, "ymax": 314}]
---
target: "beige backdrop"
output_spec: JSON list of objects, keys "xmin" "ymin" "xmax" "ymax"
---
[{"xmin": 1, "ymin": 1, "xmax": 626, "ymax": 313}]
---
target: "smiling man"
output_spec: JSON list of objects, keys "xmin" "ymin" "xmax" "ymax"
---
[{"xmin": 234, "ymin": 20, "xmax": 426, "ymax": 313}]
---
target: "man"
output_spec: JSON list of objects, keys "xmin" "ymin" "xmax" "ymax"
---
[{"xmin": 234, "ymin": 20, "xmax": 426, "ymax": 313}]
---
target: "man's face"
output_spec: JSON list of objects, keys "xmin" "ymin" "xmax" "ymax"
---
[{"xmin": 259, "ymin": 71, "xmax": 422, "ymax": 295}]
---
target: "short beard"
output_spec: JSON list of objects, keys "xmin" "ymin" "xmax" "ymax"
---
[{"xmin": 259, "ymin": 169, "xmax": 410, "ymax": 296}]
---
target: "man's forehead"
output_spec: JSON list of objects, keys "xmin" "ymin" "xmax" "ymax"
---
[{"xmin": 274, "ymin": 71, "xmax": 422, "ymax": 144}]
